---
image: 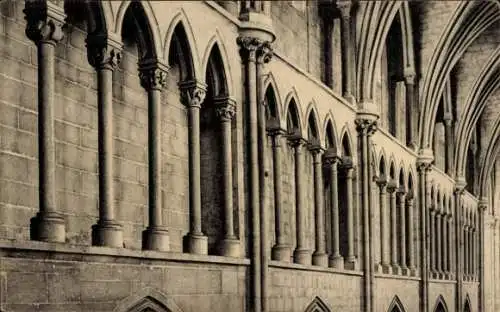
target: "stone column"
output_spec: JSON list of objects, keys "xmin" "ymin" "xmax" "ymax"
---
[
  {"xmin": 180, "ymin": 81, "xmax": 208, "ymax": 255},
  {"xmin": 430, "ymin": 207, "xmax": 436, "ymax": 276},
  {"xmin": 215, "ymin": 97, "xmax": 239, "ymax": 257},
  {"xmin": 388, "ymin": 182, "xmax": 400, "ymax": 274},
  {"xmin": 291, "ymin": 137, "xmax": 311, "ymax": 265},
  {"xmin": 86, "ymin": 33, "xmax": 124, "ymax": 248},
  {"xmin": 417, "ymin": 161, "xmax": 432, "ymax": 312},
  {"xmin": 464, "ymin": 219, "xmax": 469, "ymax": 280},
  {"xmin": 443, "ymin": 115, "xmax": 454, "ymax": 175},
  {"xmin": 324, "ymin": 152, "xmax": 343, "ymax": 268},
  {"xmin": 377, "ymin": 179, "xmax": 391, "ymax": 273},
  {"xmin": 311, "ymin": 146, "xmax": 327, "ymax": 267},
  {"xmin": 398, "ymin": 190, "xmax": 408, "ymax": 274},
  {"xmin": 139, "ymin": 59, "xmax": 169, "ymax": 251},
  {"xmin": 25, "ymin": 3, "xmax": 66, "ymax": 242},
  {"xmin": 443, "ymin": 212, "xmax": 449, "ymax": 278},
  {"xmin": 344, "ymin": 164, "xmax": 356, "ymax": 266},
  {"xmin": 337, "ymin": 1, "xmax": 354, "ymax": 103},
  {"xmin": 270, "ymin": 129, "xmax": 291, "ymax": 261},
  {"xmin": 404, "ymin": 70, "xmax": 417, "ymax": 149},
  {"xmin": 436, "ymin": 210, "xmax": 443, "ymax": 278},
  {"xmin": 478, "ymin": 201, "xmax": 487, "ymax": 311},
  {"xmin": 406, "ymin": 196, "xmax": 416, "ymax": 275},
  {"xmin": 454, "ymin": 182, "xmax": 465, "ymax": 310}
]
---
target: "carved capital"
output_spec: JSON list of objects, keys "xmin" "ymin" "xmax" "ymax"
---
[
  {"xmin": 376, "ymin": 178, "xmax": 387, "ymax": 189},
  {"xmin": 336, "ymin": 1, "xmax": 352, "ymax": 19},
  {"xmin": 323, "ymin": 153, "xmax": 341, "ymax": 168},
  {"xmin": 355, "ymin": 118, "xmax": 378, "ymax": 136},
  {"xmin": 86, "ymin": 34, "xmax": 122, "ymax": 70},
  {"xmin": 257, "ymin": 41, "xmax": 273, "ymax": 64},
  {"xmin": 237, "ymin": 36, "xmax": 261, "ymax": 62},
  {"xmin": 138, "ymin": 59, "xmax": 168, "ymax": 91},
  {"xmin": 417, "ymin": 161, "xmax": 432, "ymax": 173},
  {"xmin": 288, "ymin": 135, "xmax": 307, "ymax": 149},
  {"xmin": 25, "ymin": 2, "xmax": 66, "ymax": 45},
  {"xmin": 179, "ymin": 80, "xmax": 207, "ymax": 108},
  {"xmin": 214, "ymin": 97, "xmax": 236, "ymax": 121}
]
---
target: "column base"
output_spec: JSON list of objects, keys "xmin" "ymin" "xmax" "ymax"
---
[
  {"xmin": 185, "ymin": 232, "xmax": 208, "ymax": 255},
  {"xmin": 409, "ymin": 266, "xmax": 418, "ymax": 277},
  {"xmin": 312, "ymin": 251, "xmax": 328, "ymax": 267},
  {"xmin": 293, "ymin": 248, "xmax": 311, "ymax": 265},
  {"xmin": 391, "ymin": 264, "xmax": 401, "ymax": 275},
  {"xmin": 329, "ymin": 256, "xmax": 344, "ymax": 269},
  {"xmin": 91, "ymin": 220, "xmax": 123, "ymax": 248},
  {"xmin": 219, "ymin": 237, "xmax": 240, "ymax": 257},
  {"xmin": 344, "ymin": 257, "xmax": 358, "ymax": 270},
  {"xmin": 271, "ymin": 244, "xmax": 292, "ymax": 262},
  {"xmin": 30, "ymin": 211, "xmax": 66, "ymax": 243},
  {"xmin": 376, "ymin": 262, "xmax": 392, "ymax": 274},
  {"xmin": 142, "ymin": 226, "xmax": 169, "ymax": 251},
  {"xmin": 401, "ymin": 266, "xmax": 410, "ymax": 276}
]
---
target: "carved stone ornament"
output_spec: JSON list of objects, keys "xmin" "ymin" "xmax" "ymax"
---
[
  {"xmin": 179, "ymin": 80, "xmax": 207, "ymax": 108},
  {"xmin": 237, "ymin": 36, "xmax": 266, "ymax": 62},
  {"xmin": 355, "ymin": 118, "xmax": 378, "ymax": 136},
  {"xmin": 323, "ymin": 153, "xmax": 341, "ymax": 168},
  {"xmin": 139, "ymin": 60, "xmax": 168, "ymax": 91},
  {"xmin": 87, "ymin": 34, "xmax": 122, "ymax": 70},
  {"xmin": 25, "ymin": 2, "xmax": 66, "ymax": 45},
  {"xmin": 257, "ymin": 41, "xmax": 274, "ymax": 64},
  {"xmin": 214, "ymin": 97, "xmax": 236, "ymax": 121}
]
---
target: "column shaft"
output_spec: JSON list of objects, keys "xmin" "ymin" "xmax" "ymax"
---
[
  {"xmin": 271, "ymin": 131, "xmax": 291, "ymax": 261},
  {"xmin": 346, "ymin": 167, "xmax": 355, "ymax": 262},
  {"xmin": 430, "ymin": 210, "xmax": 436, "ymax": 274},
  {"xmin": 399, "ymin": 192, "xmax": 407, "ymax": 271},
  {"xmin": 87, "ymin": 35, "xmax": 124, "ymax": 247},
  {"xmin": 407, "ymin": 198, "xmax": 415, "ymax": 271},
  {"xmin": 328, "ymin": 157, "xmax": 343, "ymax": 268},
  {"xmin": 437, "ymin": 213, "xmax": 443, "ymax": 276},
  {"xmin": 216, "ymin": 99, "xmax": 239, "ymax": 257},
  {"xmin": 25, "ymin": 8, "xmax": 67, "ymax": 242},
  {"xmin": 312, "ymin": 149, "xmax": 327, "ymax": 267},
  {"xmin": 404, "ymin": 74, "xmax": 416, "ymax": 148},
  {"xmin": 139, "ymin": 61, "xmax": 169, "ymax": 251},
  {"xmin": 464, "ymin": 226, "xmax": 468, "ymax": 279},
  {"xmin": 389, "ymin": 187, "xmax": 399, "ymax": 272},
  {"xmin": 443, "ymin": 215, "xmax": 448, "ymax": 275},
  {"xmin": 338, "ymin": 2, "xmax": 354, "ymax": 101},
  {"xmin": 293, "ymin": 139, "xmax": 310, "ymax": 265},
  {"xmin": 180, "ymin": 81, "xmax": 208, "ymax": 254},
  {"xmin": 379, "ymin": 183, "xmax": 390, "ymax": 270}
]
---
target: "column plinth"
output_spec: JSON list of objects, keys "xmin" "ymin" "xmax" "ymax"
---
[
  {"xmin": 139, "ymin": 59, "xmax": 169, "ymax": 252},
  {"xmin": 25, "ymin": 3, "xmax": 66, "ymax": 243}
]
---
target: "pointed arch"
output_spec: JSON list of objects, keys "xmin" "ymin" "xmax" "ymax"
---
[
  {"xmin": 284, "ymin": 89, "xmax": 303, "ymax": 136},
  {"xmin": 464, "ymin": 294, "xmax": 472, "ymax": 312},
  {"xmin": 478, "ymin": 113, "xmax": 500, "ymax": 197},
  {"xmin": 113, "ymin": 287, "xmax": 183, "ymax": 312},
  {"xmin": 263, "ymin": 72, "xmax": 283, "ymax": 125},
  {"xmin": 115, "ymin": 1, "xmax": 162, "ymax": 60},
  {"xmin": 388, "ymin": 157, "xmax": 396, "ymax": 180},
  {"xmin": 305, "ymin": 101, "xmax": 321, "ymax": 144},
  {"xmin": 379, "ymin": 150, "xmax": 387, "ymax": 177},
  {"xmin": 304, "ymin": 296, "xmax": 331, "ymax": 312},
  {"xmin": 407, "ymin": 169, "xmax": 415, "ymax": 196},
  {"xmin": 201, "ymin": 30, "xmax": 234, "ymax": 97},
  {"xmin": 64, "ymin": 1, "xmax": 112, "ymax": 34},
  {"xmin": 398, "ymin": 163, "xmax": 406, "ymax": 191},
  {"xmin": 163, "ymin": 9, "xmax": 202, "ymax": 81},
  {"xmin": 323, "ymin": 112, "xmax": 339, "ymax": 152},
  {"xmin": 387, "ymin": 295, "xmax": 406, "ymax": 312},
  {"xmin": 340, "ymin": 125, "xmax": 353, "ymax": 158},
  {"xmin": 204, "ymin": 42, "xmax": 229, "ymax": 98},
  {"xmin": 433, "ymin": 295, "xmax": 449, "ymax": 312}
]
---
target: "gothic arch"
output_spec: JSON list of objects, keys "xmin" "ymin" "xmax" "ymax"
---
[
  {"xmin": 304, "ymin": 296, "xmax": 331, "ymax": 312},
  {"xmin": 203, "ymin": 42, "xmax": 230, "ymax": 98},
  {"xmin": 387, "ymin": 295, "xmax": 406, "ymax": 312},
  {"xmin": 398, "ymin": 164, "xmax": 407, "ymax": 191},
  {"xmin": 201, "ymin": 30, "xmax": 234, "ymax": 97},
  {"xmin": 464, "ymin": 294, "xmax": 472, "ymax": 312},
  {"xmin": 419, "ymin": 1, "xmax": 498, "ymax": 149},
  {"xmin": 115, "ymin": 1, "xmax": 162, "ymax": 60},
  {"xmin": 432, "ymin": 295, "xmax": 449, "ymax": 312},
  {"xmin": 64, "ymin": 1, "xmax": 111, "ymax": 35},
  {"xmin": 323, "ymin": 112, "xmax": 339, "ymax": 153},
  {"xmin": 263, "ymin": 80, "xmax": 281, "ymax": 129},
  {"xmin": 455, "ymin": 48, "xmax": 500, "ymax": 178},
  {"xmin": 113, "ymin": 288, "xmax": 183, "ymax": 312},
  {"xmin": 263, "ymin": 72, "xmax": 283, "ymax": 126},
  {"xmin": 388, "ymin": 157, "xmax": 396, "ymax": 182},
  {"xmin": 284, "ymin": 89, "xmax": 303, "ymax": 136},
  {"xmin": 356, "ymin": 1, "xmax": 415, "ymax": 105},
  {"xmin": 305, "ymin": 101, "xmax": 322, "ymax": 145},
  {"xmin": 379, "ymin": 151, "xmax": 387, "ymax": 178},
  {"xmin": 340, "ymin": 126, "xmax": 353, "ymax": 161},
  {"xmin": 163, "ymin": 9, "xmax": 202, "ymax": 81},
  {"xmin": 478, "ymin": 112, "xmax": 500, "ymax": 197}
]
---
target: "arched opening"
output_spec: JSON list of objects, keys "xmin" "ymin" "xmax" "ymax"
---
[
  {"xmin": 433, "ymin": 100, "xmax": 446, "ymax": 171},
  {"xmin": 323, "ymin": 120, "xmax": 337, "ymax": 255},
  {"xmin": 304, "ymin": 296, "xmax": 331, "ymax": 312},
  {"xmin": 466, "ymin": 146, "xmax": 475, "ymax": 194},
  {"xmin": 200, "ymin": 43, "xmax": 229, "ymax": 254},
  {"xmin": 167, "ymin": 23, "xmax": 195, "ymax": 83},
  {"xmin": 387, "ymin": 295, "xmax": 406, "ymax": 312},
  {"xmin": 286, "ymin": 99, "xmax": 300, "ymax": 136},
  {"xmin": 307, "ymin": 111, "xmax": 319, "ymax": 145},
  {"xmin": 464, "ymin": 296, "xmax": 472, "ymax": 312},
  {"xmin": 383, "ymin": 12, "xmax": 405, "ymax": 139},
  {"xmin": 433, "ymin": 296, "xmax": 448, "ymax": 312}
]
